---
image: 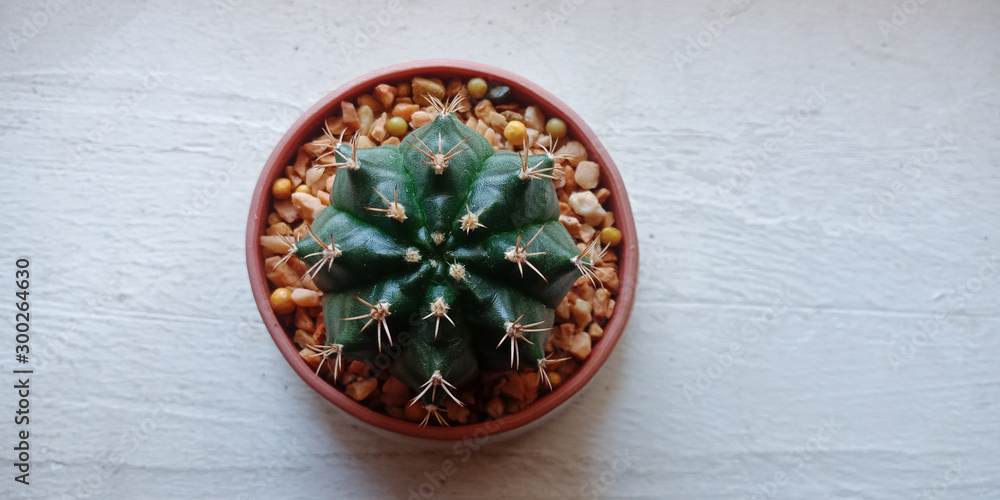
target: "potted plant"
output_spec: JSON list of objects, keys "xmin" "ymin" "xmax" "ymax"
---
[{"xmin": 245, "ymin": 60, "xmax": 637, "ymax": 441}]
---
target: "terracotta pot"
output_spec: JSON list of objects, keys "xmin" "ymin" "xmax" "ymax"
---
[{"xmin": 246, "ymin": 60, "xmax": 638, "ymax": 442}]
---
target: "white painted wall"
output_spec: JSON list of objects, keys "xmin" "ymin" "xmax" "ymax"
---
[{"xmin": 0, "ymin": 0, "xmax": 997, "ymax": 498}]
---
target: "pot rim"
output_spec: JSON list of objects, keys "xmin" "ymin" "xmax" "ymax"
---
[{"xmin": 245, "ymin": 59, "xmax": 638, "ymax": 441}]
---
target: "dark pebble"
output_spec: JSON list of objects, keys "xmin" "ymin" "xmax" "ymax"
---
[{"xmin": 485, "ymin": 85, "xmax": 513, "ymax": 105}]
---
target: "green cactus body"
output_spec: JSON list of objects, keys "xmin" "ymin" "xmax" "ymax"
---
[{"xmin": 293, "ymin": 111, "xmax": 585, "ymax": 415}]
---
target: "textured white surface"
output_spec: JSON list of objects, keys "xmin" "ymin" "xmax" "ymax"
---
[{"xmin": 1, "ymin": 0, "xmax": 999, "ymax": 498}]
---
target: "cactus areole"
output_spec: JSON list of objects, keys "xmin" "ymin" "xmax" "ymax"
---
[{"xmin": 286, "ymin": 106, "xmax": 595, "ymax": 418}]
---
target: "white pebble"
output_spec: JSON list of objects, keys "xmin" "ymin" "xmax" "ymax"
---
[
  {"xmin": 291, "ymin": 288, "xmax": 323, "ymax": 307},
  {"xmin": 574, "ymin": 161, "xmax": 600, "ymax": 189},
  {"xmin": 568, "ymin": 191, "xmax": 607, "ymax": 226}
]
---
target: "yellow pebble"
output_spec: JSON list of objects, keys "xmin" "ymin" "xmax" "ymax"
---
[
  {"xmin": 386, "ymin": 116, "xmax": 408, "ymax": 137},
  {"xmin": 295, "ymin": 184, "xmax": 311, "ymax": 194},
  {"xmin": 600, "ymin": 227, "xmax": 622, "ymax": 246},
  {"xmin": 272, "ymin": 178, "xmax": 292, "ymax": 199},
  {"xmin": 546, "ymin": 118, "xmax": 567, "ymax": 139},
  {"xmin": 504, "ymin": 120, "xmax": 527, "ymax": 146},
  {"xmin": 270, "ymin": 288, "xmax": 296, "ymax": 314},
  {"xmin": 467, "ymin": 77, "xmax": 488, "ymax": 99},
  {"xmin": 548, "ymin": 372, "xmax": 563, "ymax": 387}
]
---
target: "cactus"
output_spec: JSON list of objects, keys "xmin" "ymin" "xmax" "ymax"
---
[{"xmin": 279, "ymin": 98, "xmax": 598, "ymax": 425}]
